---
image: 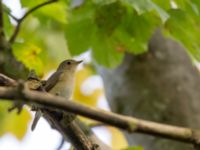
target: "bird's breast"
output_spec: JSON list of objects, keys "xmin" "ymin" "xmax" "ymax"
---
[{"xmin": 49, "ymin": 77, "xmax": 74, "ymax": 99}]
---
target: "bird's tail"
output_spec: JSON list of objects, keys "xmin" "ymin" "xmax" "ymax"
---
[{"xmin": 31, "ymin": 110, "xmax": 42, "ymax": 131}]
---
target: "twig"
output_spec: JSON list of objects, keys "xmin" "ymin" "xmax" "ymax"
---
[
  {"xmin": 0, "ymin": 73, "xmax": 17, "ymax": 86},
  {"xmin": 3, "ymin": 7, "xmax": 18, "ymax": 22},
  {"xmin": 9, "ymin": 0, "xmax": 58, "ymax": 44}
]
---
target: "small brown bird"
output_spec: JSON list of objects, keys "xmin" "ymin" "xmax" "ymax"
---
[{"xmin": 31, "ymin": 59, "xmax": 82, "ymax": 131}]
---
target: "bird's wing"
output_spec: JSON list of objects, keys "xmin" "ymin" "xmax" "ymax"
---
[{"xmin": 44, "ymin": 71, "xmax": 63, "ymax": 92}]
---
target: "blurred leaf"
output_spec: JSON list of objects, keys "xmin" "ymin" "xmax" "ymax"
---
[
  {"xmin": 92, "ymin": 31, "xmax": 124, "ymax": 67},
  {"xmin": 0, "ymin": 101, "xmax": 31, "ymax": 140},
  {"xmin": 122, "ymin": 146, "xmax": 143, "ymax": 150},
  {"xmin": 13, "ymin": 42, "xmax": 44, "ymax": 76},
  {"xmin": 65, "ymin": 1, "xmax": 95, "ymax": 55},
  {"xmin": 20, "ymin": 0, "xmax": 42, "ymax": 7},
  {"xmin": 34, "ymin": 2, "xmax": 68, "ymax": 24},
  {"xmin": 152, "ymin": 0, "xmax": 171, "ymax": 10},
  {"xmin": 164, "ymin": 9, "xmax": 200, "ymax": 61},
  {"xmin": 2, "ymin": 4, "xmax": 14, "ymax": 38},
  {"xmin": 21, "ymin": 0, "xmax": 67, "ymax": 24},
  {"xmin": 109, "ymin": 127, "xmax": 128, "ymax": 149},
  {"xmin": 17, "ymin": 15, "xmax": 70, "ymax": 73},
  {"xmin": 113, "ymin": 10, "xmax": 161, "ymax": 54},
  {"xmin": 123, "ymin": 0, "xmax": 169, "ymax": 22},
  {"xmin": 73, "ymin": 66, "xmax": 103, "ymax": 106}
]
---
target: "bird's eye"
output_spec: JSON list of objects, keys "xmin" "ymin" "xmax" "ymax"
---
[{"xmin": 67, "ymin": 61, "xmax": 71, "ymax": 65}]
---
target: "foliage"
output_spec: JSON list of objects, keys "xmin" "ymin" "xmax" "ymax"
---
[
  {"xmin": 2, "ymin": 0, "xmax": 200, "ymax": 146},
  {"xmin": 4, "ymin": 0, "xmax": 200, "ymax": 69}
]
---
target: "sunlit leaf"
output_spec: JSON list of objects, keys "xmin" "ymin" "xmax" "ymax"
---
[
  {"xmin": 13, "ymin": 42, "xmax": 44, "ymax": 76},
  {"xmin": 16, "ymin": 15, "xmax": 70, "ymax": 73}
]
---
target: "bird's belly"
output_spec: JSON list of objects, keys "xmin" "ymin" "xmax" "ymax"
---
[{"xmin": 49, "ymin": 82, "xmax": 73, "ymax": 99}]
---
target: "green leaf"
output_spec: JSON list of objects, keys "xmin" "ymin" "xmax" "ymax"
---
[
  {"xmin": 164, "ymin": 9, "xmax": 200, "ymax": 61},
  {"xmin": 35, "ymin": 2, "xmax": 68, "ymax": 24},
  {"xmin": 92, "ymin": 31, "xmax": 124, "ymax": 68},
  {"xmin": 65, "ymin": 1, "xmax": 95, "ymax": 55},
  {"xmin": 94, "ymin": 0, "xmax": 126, "ymax": 34},
  {"xmin": 113, "ymin": 11, "xmax": 161, "ymax": 54},
  {"xmin": 124, "ymin": 0, "xmax": 169, "ymax": 22},
  {"xmin": 152, "ymin": 0, "xmax": 171, "ymax": 10},
  {"xmin": 20, "ymin": 0, "xmax": 45, "ymax": 7},
  {"xmin": 122, "ymin": 146, "xmax": 143, "ymax": 150},
  {"xmin": 21, "ymin": 0, "xmax": 67, "ymax": 24}
]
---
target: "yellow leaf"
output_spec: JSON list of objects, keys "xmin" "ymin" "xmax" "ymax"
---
[
  {"xmin": 13, "ymin": 42, "xmax": 44, "ymax": 76},
  {"xmin": 109, "ymin": 127, "xmax": 128, "ymax": 149},
  {"xmin": 0, "ymin": 101, "xmax": 32, "ymax": 140},
  {"xmin": 73, "ymin": 66, "xmax": 103, "ymax": 107}
]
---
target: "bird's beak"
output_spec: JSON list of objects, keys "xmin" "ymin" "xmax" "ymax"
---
[{"xmin": 75, "ymin": 60, "xmax": 83, "ymax": 65}]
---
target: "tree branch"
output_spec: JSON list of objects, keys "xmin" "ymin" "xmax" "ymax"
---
[
  {"xmin": 43, "ymin": 109, "xmax": 98, "ymax": 150},
  {"xmin": 3, "ymin": 7, "xmax": 18, "ymax": 22},
  {"xmin": 0, "ymin": 74, "xmax": 200, "ymax": 149},
  {"xmin": 9, "ymin": 0, "xmax": 58, "ymax": 44}
]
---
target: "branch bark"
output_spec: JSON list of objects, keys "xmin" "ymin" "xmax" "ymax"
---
[{"xmin": 0, "ymin": 74, "xmax": 200, "ymax": 149}]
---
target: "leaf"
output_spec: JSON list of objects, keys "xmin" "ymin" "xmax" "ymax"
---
[
  {"xmin": 35, "ymin": 2, "xmax": 68, "ymax": 24},
  {"xmin": 0, "ymin": 101, "xmax": 32, "ymax": 140},
  {"xmin": 20, "ymin": 0, "xmax": 42, "ymax": 7},
  {"xmin": 17, "ymin": 15, "xmax": 70, "ymax": 73},
  {"xmin": 2, "ymin": 4, "xmax": 14, "ymax": 38},
  {"xmin": 73, "ymin": 66, "xmax": 103, "ymax": 107},
  {"xmin": 112, "ymin": 11, "xmax": 161, "ymax": 54},
  {"xmin": 13, "ymin": 42, "xmax": 44, "ymax": 76},
  {"xmin": 92, "ymin": 32, "xmax": 124, "ymax": 68},
  {"xmin": 65, "ymin": 1, "xmax": 95, "ymax": 55},
  {"xmin": 122, "ymin": 146, "xmax": 143, "ymax": 150},
  {"xmin": 164, "ymin": 9, "xmax": 200, "ymax": 61},
  {"xmin": 124, "ymin": 0, "xmax": 169, "ymax": 22},
  {"xmin": 152, "ymin": 0, "xmax": 171, "ymax": 10},
  {"xmin": 21, "ymin": 0, "xmax": 67, "ymax": 24}
]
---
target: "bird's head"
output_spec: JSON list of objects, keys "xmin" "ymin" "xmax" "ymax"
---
[{"xmin": 57, "ymin": 59, "xmax": 83, "ymax": 72}]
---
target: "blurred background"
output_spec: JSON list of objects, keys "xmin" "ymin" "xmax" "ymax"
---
[{"xmin": 1, "ymin": 0, "xmax": 200, "ymax": 150}]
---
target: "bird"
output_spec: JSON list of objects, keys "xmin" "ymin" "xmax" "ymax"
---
[{"xmin": 31, "ymin": 59, "xmax": 82, "ymax": 131}]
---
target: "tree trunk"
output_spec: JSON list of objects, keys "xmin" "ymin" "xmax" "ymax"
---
[{"xmin": 97, "ymin": 30, "xmax": 200, "ymax": 150}]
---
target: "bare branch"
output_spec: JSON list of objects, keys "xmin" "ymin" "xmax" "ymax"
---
[
  {"xmin": 0, "ymin": 79, "xmax": 200, "ymax": 148},
  {"xmin": 0, "ymin": 73, "xmax": 17, "ymax": 86},
  {"xmin": 1, "ymin": 73, "xmax": 200, "ymax": 149},
  {"xmin": 9, "ymin": 0, "xmax": 58, "ymax": 44}
]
